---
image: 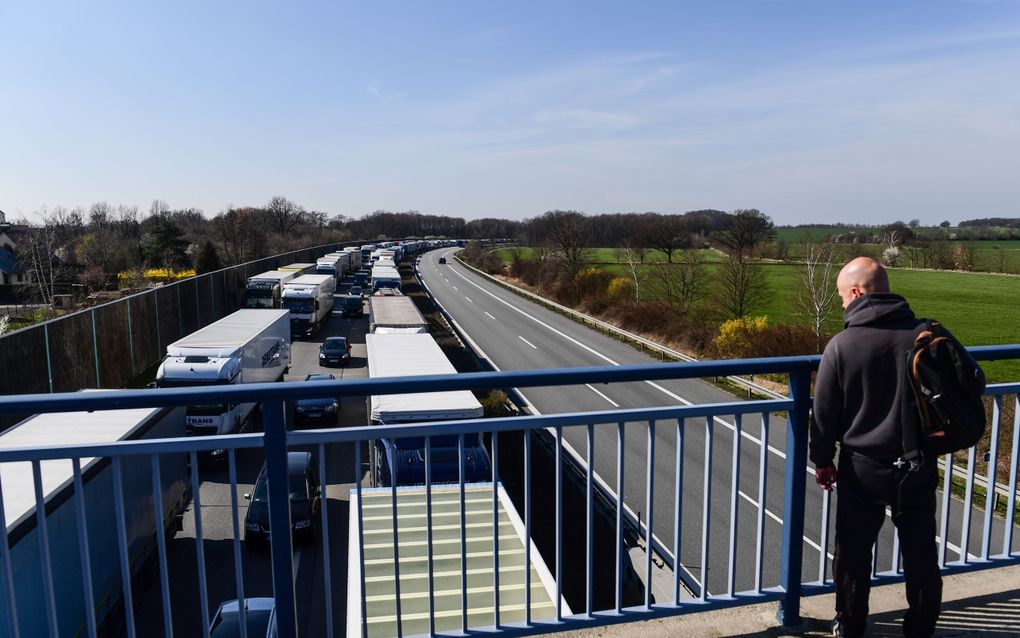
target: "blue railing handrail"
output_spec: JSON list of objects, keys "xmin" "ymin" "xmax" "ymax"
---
[
  {"xmin": 0, "ymin": 399, "xmax": 794, "ymax": 462},
  {"xmin": 3, "ymin": 345, "xmax": 1017, "ymax": 417}
]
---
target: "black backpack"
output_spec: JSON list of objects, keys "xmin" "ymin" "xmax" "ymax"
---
[{"xmin": 900, "ymin": 320, "xmax": 987, "ymax": 466}]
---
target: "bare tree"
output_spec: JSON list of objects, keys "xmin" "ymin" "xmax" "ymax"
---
[
  {"xmin": 795, "ymin": 241, "xmax": 842, "ymax": 352},
  {"xmin": 953, "ymin": 242, "xmax": 975, "ymax": 272},
  {"xmin": 18, "ymin": 210, "xmax": 70, "ymax": 304},
  {"xmin": 647, "ymin": 215, "xmax": 689, "ymax": 263},
  {"xmin": 992, "ymin": 245, "xmax": 1009, "ymax": 273},
  {"xmin": 714, "ymin": 209, "xmax": 775, "ymax": 258},
  {"xmin": 212, "ymin": 207, "xmax": 263, "ymax": 265},
  {"xmin": 265, "ymin": 196, "xmax": 307, "ymax": 235},
  {"xmin": 712, "ymin": 253, "xmax": 767, "ymax": 320},
  {"xmin": 619, "ymin": 246, "xmax": 645, "ymax": 301},
  {"xmin": 648, "ymin": 248, "xmax": 705, "ymax": 316},
  {"xmin": 543, "ymin": 210, "xmax": 591, "ymax": 285}
]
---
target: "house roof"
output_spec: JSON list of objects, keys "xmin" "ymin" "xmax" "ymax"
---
[{"xmin": 0, "ymin": 248, "xmax": 24, "ymax": 274}]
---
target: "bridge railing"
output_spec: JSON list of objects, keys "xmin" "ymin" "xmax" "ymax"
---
[{"xmin": 0, "ymin": 348, "xmax": 1017, "ymax": 638}]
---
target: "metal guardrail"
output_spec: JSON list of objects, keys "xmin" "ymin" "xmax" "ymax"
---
[
  {"xmin": 452, "ymin": 251, "xmax": 1020, "ymax": 508},
  {"xmin": 451, "ymin": 252, "xmax": 786, "ymax": 400},
  {"xmin": 0, "ymin": 350, "xmax": 1018, "ymax": 638}
]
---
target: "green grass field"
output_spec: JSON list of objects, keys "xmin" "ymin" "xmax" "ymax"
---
[{"xmin": 492, "ymin": 248, "xmax": 1020, "ymax": 381}]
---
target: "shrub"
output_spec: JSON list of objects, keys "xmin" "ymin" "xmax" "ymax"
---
[
  {"xmin": 606, "ymin": 276, "xmax": 635, "ymax": 302},
  {"xmin": 714, "ymin": 316, "xmax": 769, "ymax": 358}
]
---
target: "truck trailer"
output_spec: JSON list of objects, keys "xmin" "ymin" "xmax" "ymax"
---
[
  {"xmin": 156, "ymin": 309, "xmax": 291, "ymax": 455},
  {"xmin": 278, "ymin": 262, "xmax": 316, "ymax": 275},
  {"xmin": 370, "ymin": 265, "xmax": 401, "ymax": 293},
  {"xmin": 342, "ymin": 247, "xmax": 363, "ymax": 269},
  {"xmin": 243, "ymin": 270, "xmax": 297, "ymax": 309},
  {"xmin": 368, "ymin": 295, "xmax": 427, "ymax": 334},
  {"xmin": 366, "ymin": 333, "xmax": 488, "ymax": 486},
  {"xmin": 282, "ymin": 274, "xmax": 335, "ymax": 337},
  {"xmin": 0, "ymin": 401, "xmax": 189, "ymax": 638}
]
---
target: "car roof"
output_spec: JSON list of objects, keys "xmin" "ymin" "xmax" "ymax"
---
[
  {"xmin": 217, "ymin": 597, "xmax": 275, "ymax": 615},
  {"xmin": 255, "ymin": 452, "xmax": 313, "ymax": 480},
  {"xmin": 304, "ymin": 373, "xmax": 335, "ymax": 381},
  {"xmin": 323, "ymin": 336, "xmax": 347, "ymax": 343}
]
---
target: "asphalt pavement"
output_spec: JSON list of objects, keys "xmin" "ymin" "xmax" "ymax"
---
[
  {"xmin": 133, "ymin": 278, "xmax": 369, "ymax": 637},
  {"xmin": 415, "ymin": 248, "xmax": 1017, "ymax": 602}
]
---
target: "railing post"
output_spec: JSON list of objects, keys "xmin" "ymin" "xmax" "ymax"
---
[
  {"xmin": 778, "ymin": 367, "xmax": 811, "ymax": 626},
  {"xmin": 264, "ymin": 399, "xmax": 298, "ymax": 638}
]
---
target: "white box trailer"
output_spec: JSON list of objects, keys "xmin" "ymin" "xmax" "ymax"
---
[
  {"xmin": 0, "ymin": 400, "xmax": 189, "ymax": 638},
  {"xmin": 278, "ymin": 262, "xmax": 316, "ymax": 275},
  {"xmin": 283, "ymin": 274, "xmax": 335, "ymax": 337},
  {"xmin": 366, "ymin": 333, "xmax": 487, "ymax": 487},
  {"xmin": 370, "ymin": 265, "xmax": 401, "ymax": 293},
  {"xmin": 343, "ymin": 247, "xmax": 362, "ymax": 269},
  {"xmin": 243, "ymin": 270, "xmax": 297, "ymax": 309},
  {"xmin": 368, "ymin": 295, "xmax": 428, "ymax": 334},
  {"xmin": 156, "ymin": 309, "xmax": 291, "ymax": 445}
]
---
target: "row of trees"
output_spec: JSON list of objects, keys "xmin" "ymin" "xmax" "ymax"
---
[
  {"xmin": 10, "ymin": 200, "xmax": 526, "ymax": 304},
  {"xmin": 469, "ymin": 208, "xmax": 848, "ymax": 357}
]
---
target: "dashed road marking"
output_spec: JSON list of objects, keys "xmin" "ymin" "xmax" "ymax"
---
[{"xmin": 518, "ymin": 335, "xmax": 537, "ymax": 349}]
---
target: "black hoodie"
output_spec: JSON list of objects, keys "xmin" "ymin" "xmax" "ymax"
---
[{"xmin": 809, "ymin": 293, "xmax": 924, "ymax": 467}]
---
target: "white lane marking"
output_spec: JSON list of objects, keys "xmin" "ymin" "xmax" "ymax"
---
[
  {"xmin": 484, "ymin": 312, "xmax": 496, "ymax": 320},
  {"xmin": 452, "ymin": 285, "xmax": 458, "ymax": 291},
  {"xmin": 447, "ymin": 263, "xmax": 790, "ymax": 461},
  {"xmin": 586, "ymin": 384, "xmax": 620, "ymax": 407},
  {"xmin": 464, "ymin": 296, "xmax": 472, "ymax": 303},
  {"xmin": 737, "ymin": 489, "xmax": 834, "ymax": 560},
  {"xmin": 518, "ymin": 335, "xmax": 537, "ymax": 349}
]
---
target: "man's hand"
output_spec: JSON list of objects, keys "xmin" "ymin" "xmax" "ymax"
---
[{"xmin": 815, "ymin": 465, "xmax": 837, "ymax": 491}]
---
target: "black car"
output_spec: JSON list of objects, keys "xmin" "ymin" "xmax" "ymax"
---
[
  {"xmin": 438, "ymin": 257, "xmax": 447, "ymax": 264},
  {"xmin": 244, "ymin": 451, "xmax": 320, "ymax": 545},
  {"xmin": 318, "ymin": 336, "xmax": 351, "ymax": 366},
  {"xmin": 349, "ymin": 285, "xmax": 364, "ymax": 298},
  {"xmin": 294, "ymin": 373, "xmax": 339, "ymax": 427}
]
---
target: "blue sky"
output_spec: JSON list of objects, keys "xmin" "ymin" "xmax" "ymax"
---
[{"xmin": 2, "ymin": 1, "xmax": 1019, "ymax": 225}]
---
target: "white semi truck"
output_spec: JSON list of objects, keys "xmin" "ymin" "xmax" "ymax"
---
[
  {"xmin": 243, "ymin": 270, "xmax": 297, "ymax": 309},
  {"xmin": 316, "ymin": 252, "xmax": 351, "ymax": 282},
  {"xmin": 155, "ymin": 309, "xmax": 291, "ymax": 458},
  {"xmin": 282, "ymin": 274, "xmax": 335, "ymax": 337},
  {"xmin": 368, "ymin": 295, "xmax": 428, "ymax": 334},
  {"xmin": 0, "ymin": 400, "xmax": 190, "ymax": 637}
]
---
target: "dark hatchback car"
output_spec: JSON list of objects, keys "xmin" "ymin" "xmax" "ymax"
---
[
  {"xmin": 353, "ymin": 272, "xmax": 368, "ymax": 287},
  {"xmin": 438, "ymin": 257, "xmax": 447, "ymax": 264},
  {"xmin": 244, "ymin": 452, "xmax": 320, "ymax": 546},
  {"xmin": 294, "ymin": 373, "xmax": 339, "ymax": 427},
  {"xmin": 318, "ymin": 336, "xmax": 351, "ymax": 366}
]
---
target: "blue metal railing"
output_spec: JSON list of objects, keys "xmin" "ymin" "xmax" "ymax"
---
[{"xmin": 0, "ymin": 347, "xmax": 1018, "ymax": 638}]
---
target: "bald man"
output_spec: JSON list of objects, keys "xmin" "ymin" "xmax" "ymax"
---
[{"xmin": 811, "ymin": 257, "xmax": 942, "ymax": 638}]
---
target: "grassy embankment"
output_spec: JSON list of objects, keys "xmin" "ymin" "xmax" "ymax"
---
[{"xmin": 493, "ymin": 248, "xmax": 1020, "ymax": 382}]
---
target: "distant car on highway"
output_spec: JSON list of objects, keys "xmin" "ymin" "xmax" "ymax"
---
[
  {"xmin": 319, "ymin": 336, "xmax": 351, "ymax": 365},
  {"xmin": 209, "ymin": 597, "xmax": 277, "ymax": 637},
  {"xmin": 294, "ymin": 373, "xmax": 339, "ymax": 426},
  {"xmin": 244, "ymin": 452, "xmax": 320, "ymax": 546},
  {"xmin": 438, "ymin": 257, "xmax": 447, "ymax": 264}
]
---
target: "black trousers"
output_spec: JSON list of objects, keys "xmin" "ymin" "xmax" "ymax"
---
[{"xmin": 833, "ymin": 451, "xmax": 942, "ymax": 638}]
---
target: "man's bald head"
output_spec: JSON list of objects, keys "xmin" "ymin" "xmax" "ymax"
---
[{"xmin": 836, "ymin": 257, "xmax": 889, "ymax": 309}]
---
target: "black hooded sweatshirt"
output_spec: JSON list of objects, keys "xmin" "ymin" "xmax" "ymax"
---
[{"xmin": 809, "ymin": 293, "xmax": 924, "ymax": 467}]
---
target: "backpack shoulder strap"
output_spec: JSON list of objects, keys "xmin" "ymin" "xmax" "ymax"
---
[{"xmin": 899, "ymin": 318, "xmax": 932, "ymax": 470}]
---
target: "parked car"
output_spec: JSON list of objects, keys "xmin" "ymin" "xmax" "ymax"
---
[
  {"xmin": 294, "ymin": 373, "xmax": 339, "ymax": 427},
  {"xmin": 210, "ymin": 598, "xmax": 277, "ymax": 637},
  {"xmin": 244, "ymin": 451, "xmax": 321, "ymax": 545},
  {"xmin": 318, "ymin": 336, "xmax": 351, "ymax": 365},
  {"xmin": 438, "ymin": 257, "xmax": 447, "ymax": 264}
]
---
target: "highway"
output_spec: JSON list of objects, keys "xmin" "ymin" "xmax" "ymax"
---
[
  {"xmin": 416, "ymin": 247, "xmax": 1014, "ymax": 600},
  {"xmin": 134, "ymin": 277, "xmax": 369, "ymax": 637}
]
